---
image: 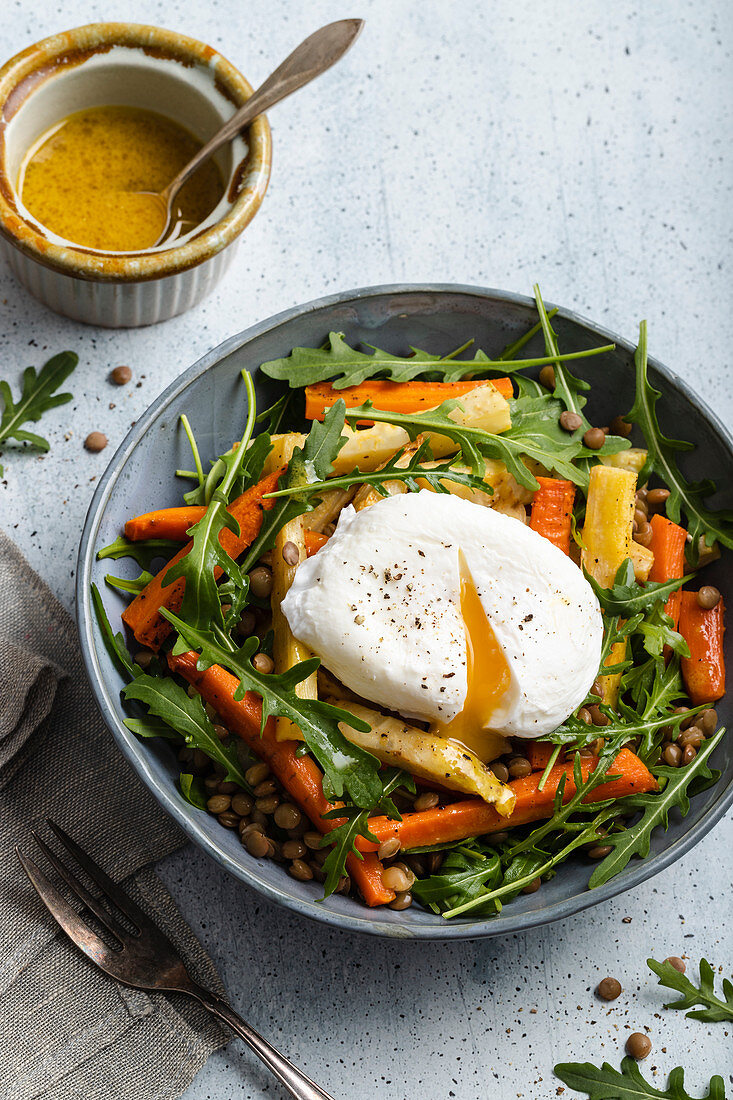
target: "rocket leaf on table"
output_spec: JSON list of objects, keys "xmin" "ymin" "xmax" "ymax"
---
[
  {"xmin": 0, "ymin": 351, "xmax": 78, "ymax": 475},
  {"xmin": 259, "ymin": 330, "xmax": 615, "ymax": 390},
  {"xmin": 647, "ymin": 957, "xmax": 733, "ymax": 1023},
  {"xmin": 626, "ymin": 320, "xmax": 733, "ymax": 562},
  {"xmin": 554, "ymin": 1057, "xmax": 726, "ymax": 1099}
]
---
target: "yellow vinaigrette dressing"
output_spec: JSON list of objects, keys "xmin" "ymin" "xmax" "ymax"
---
[
  {"xmin": 18, "ymin": 106, "xmax": 223, "ymax": 252},
  {"xmin": 431, "ymin": 551, "xmax": 511, "ymax": 760}
]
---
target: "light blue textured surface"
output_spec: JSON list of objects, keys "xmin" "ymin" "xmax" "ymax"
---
[{"xmin": 1, "ymin": 2, "xmax": 731, "ymax": 1097}]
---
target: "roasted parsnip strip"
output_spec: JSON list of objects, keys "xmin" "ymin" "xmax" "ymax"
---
[
  {"xmin": 331, "ymin": 700, "xmax": 516, "ymax": 815},
  {"xmin": 268, "ymin": 434, "xmax": 318, "ymax": 742},
  {"xmin": 303, "ymin": 486, "xmax": 357, "ymax": 531}
]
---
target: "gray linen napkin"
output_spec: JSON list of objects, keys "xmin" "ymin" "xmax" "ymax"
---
[{"xmin": 0, "ymin": 528, "xmax": 228, "ymax": 1100}]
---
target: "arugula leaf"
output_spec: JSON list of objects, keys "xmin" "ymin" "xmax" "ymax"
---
[
  {"xmin": 0, "ymin": 351, "xmax": 77, "ymax": 475},
  {"xmin": 162, "ymin": 615, "xmax": 382, "ymax": 810},
  {"xmin": 260, "ymin": 330, "xmax": 615, "ymax": 390},
  {"xmin": 179, "ymin": 773, "xmax": 208, "ymax": 810},
  {"xmin": 588, "ymin": 727, "xmax": 725, "ymax": 887},
  {"xmin": 648, "ymin": 958, "xmax": 733, "ymax": 1023},
  {"xmin": 124, "ymin": 716, "xmax": 179, "ymax": 741},
  {"xmin": 533, "ymin": 284, "xmax": 591, "ymax": 418},
  {"xmin": 105, "ymin": 571, "xmax": 154, "ymax": 595},
  {"xmin": 240, "ymin": 401, "xmax": 349, "ymax": 575},
  {"xmin": 586, "ymin": 559, "xmax": 687, "ymax": 617},
  {"xmin": 96, "ymin": 535, "xmax": 180, "ymax": 570},
  {"xmin": 164, "ymin": 372, "xmax": 258, "ymax": 650},
  {"xmin": 264, "ymin": 437, "xmax": 493, "ymax": 504},
  {"xmin": 554, "ymin": 1057, "xmax": 726, "ymax": 1099},
  {"xmin": 91, "ymin": 583, "xmax": 137, "ymax": 678},
  {"xmin": 123, "ymin": 673, "xmax": 252, "ymax": 791},
  {"xmin": 412, "ymin": 847, "xmax": 503, "ymax": 913},
  {"xmin": 627, "ymin": 321, "xmax": 733, "ymax": 559}
]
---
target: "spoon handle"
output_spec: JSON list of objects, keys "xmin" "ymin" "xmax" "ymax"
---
[{"xmin": 163, "ymin": 18, "xmax": 363, "ymax": 204}]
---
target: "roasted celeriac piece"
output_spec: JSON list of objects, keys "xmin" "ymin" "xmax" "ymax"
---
[
  {"xmin": 332, "ymin": 700, "xmax": 516, "ymax": 815},
  {"xmin": 600, "ymin": 447, "xmax": 648, "ymax": 475}
]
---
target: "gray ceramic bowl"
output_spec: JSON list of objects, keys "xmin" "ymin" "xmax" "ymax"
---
[{"xmin": 77, "ymin": 285, "xmax": 733, "ymax": 939}]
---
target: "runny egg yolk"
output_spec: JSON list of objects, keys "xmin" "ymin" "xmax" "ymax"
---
[{"xmin": 431, "ymin": 552, "xmax": 511, "ymax": 759}]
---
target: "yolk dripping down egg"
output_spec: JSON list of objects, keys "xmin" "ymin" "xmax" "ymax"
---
[{"xmin": 281, "ymin": 492, "xmax": 603, "ymax": 751}]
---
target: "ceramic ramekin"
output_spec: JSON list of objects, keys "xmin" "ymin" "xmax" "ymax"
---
[{"xmin": 0, "ymin": 23, "xmax": 272, "ymax": 327}]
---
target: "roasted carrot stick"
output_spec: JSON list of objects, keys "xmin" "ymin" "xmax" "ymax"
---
[
  {"xmin": 125, "ymin": 506, "xmax": 207, "ymax": 542},
  {"xmin": 525, "ymin": 740, "xmax": 557, "ymax": 771},
  {"xmin": 122, "ymin": 469, "xmax": 284, "ymax": 652},
  {"xmin": 648, "ymin": 514, "xmax": 687, "ymax": 632},
  {"xmin": 355, "ymin": 749, "xmax": 656, "ymax": 853},
  {"xmin": 304, "ymin": 529, "xmax": 330, "ymax": 556},
  {"xmin": 169, "ymin": 651, "xmax": 395, "ymax": 906},
  {"xmin": 529, "ymin": 477, "xmax": 576, "ymax": 554},
  {"xmin": 678, "ymin": 590, "xmax": 726, "ymax": 704},
  {"xmin": 305, "ymin": 378, "xmax": 514, "ymax": 422}
]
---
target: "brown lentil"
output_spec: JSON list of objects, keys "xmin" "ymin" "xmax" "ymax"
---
[
  {"xmin": 378, "ymin": 837, "xmax": 401, "ymax": 861},
  {"xmin": 245, "ymin": 761, "xmax": 270, "ymax": 787},
  {"xmin": 646, "ymin": 487, "xmax": 671, "ymax": 507},
  {"xmin": 490, "ymin": 762, "xmax": 510, "ymax": 783},
  {"xmin": 559, "ymin": 410, "xmax": 583, "ymax": 433},
  {"xmin": 414, "ymin": 790, "xmax": 440, "ymax": 812},
  {"xmin": 237, "ymin": 817, "xmax": 252, "ymax": 835},
  {"xmin": 679, "ymin": 726, "xmax": 704, "ymax": 749},
  {"xmin": 597, "ymin": 977, "xmax": 622, "ymax": 1001},
  {"xmin": 274, "ymin": 803, "xmax": 302, "ymax": 830},
  {"xmin": 253, "ymin": 652, "xmax": 274, "ymax": 675},
  {"xmin": 218, "ymin": 811, "xmax": 240, "ymax": 829},
  {"xmin": 217, "ymin": 780, "xmax": 238, "ymax": 795},
  {"xmin": 577, "ymin": 707, "xmax": 593, "ymax": 725},
  {"xmin": 134, "ymin": 649, "xmax": 153, "ymax": 670},
  {"xmin": 336, "ymin": 875, "xmax": 351, "ymax": 895},
  {"xmin": 700, "ymin": 708, "xmax": 718, "ymax": 734},
  {"xmin": 626, "ymin": 1033, "xmax": 651, "ymax": 1060},
  {"xmin": 213, "ymin": 724, "xmax": 229, "ymax": 741},
  {"xmin": 244, "ymin": 830, "xmax": 270, "ymax": 858},
  {"xmin": 282, "ymin": 839, "xmax": 307, "ymax": 860},
  {"xmin": 587, "ymin": 844, "xmax": 612, "ymax": 859},
  {"xmin": 583, "ymin": 427, "xmax": 606, "ymax": 450},
  {"xmin": 634, "ymin": 493, "xmax": 649, "ymax": 515},
  {"xmin": 633, "ymin": 507, "xmax": 648, "ymax": 529},
  {"xmin": 388, "ymin": 890, "xmax": 413, "ymax": 910},
  {"xmin": 663, "ymin": 743, "xmax": 682, "ymax": 767},
  {"xmin": 248, "ymin": 566, "xmax": 273, "ymax": 599},
  {"xmin": 253, "ymin": 778, "xmax": 277, "ymax": 797},
  {"xmin": 192, "ymin": 749, "xmax": 209, "ymax": 770},
  {"xmin": 508, "ymin": 756, "xmax": 532, "ymax": 778},
  {"xmin": 591, "ymin": 678, "xmax": 605, "ymax": 698},
  {"xmin": 231, "ymin": 792, "xmax": 254, "ymax": 816},
  {"xmin": 382, "ymin": 865, "xmax": 413, "ymax": 893},
  {"xmin": 281, "ymin": 541, "xmax": 300, "ymax": 566},
  {"xmin": 204, "ymin": 775, "xmax": 220, "ymax": 793},
  {"xmin": 539, "ymin": 365, "xmax": 556, "ymax": 389},
  {"xmin": 84, "ymin": 431, "xmax": 108, "ymax": 452},
  {"xmin": 110, "ymin": 364, "xmax": 132, "ymax": 385},
  {"xmin": 250, "ymin": 809, "xmax": 269, "ymax": 828},
  {"xmin": 286, "ymin": 858, "xmax": 312, "ymax": 884},
  {"xmin": 634, "ymin": 522, "xmax": 653, "ymax": 548},
  {"xmin": 304, "ymin": 831, "xmax": 323, "ymax": 850},
  {"xmin": 207, "ymin": 794, "xmax": 231, "ymax": 814},
  {"xmin": 665, "ymin": 956, "xmax": 686, "ymax": 973},
  {"xmin": 427, "ymin": 852, "xmax": 445, "ymax": 874},
  {"xmin": 588, "ymin": 705, "xmax": 610, "ymax": 727},
  {"xmin": 522, "ymin": 877, "xmax": 541, "ymax": 894},
  {"xmin": 236, "ymin": 610, "xmax": 257, "ymax": 637},
  {"xmin": 310, "ymin": 847, "xmax": 329, "ymax": 866},
  {"xmin": 610, "ymin": 415, "xmax": 632, "ymax": 437},
  {"xmin": 682, "ymin": 745, "xmax": 697, "ymax": 766},
  {"xmin": 697, "ymin": 585, "xmax": 721, "ymax": 610},
  {"xmin": 255, "ymin": 795, "xmax": 279, "ymax": 815}
]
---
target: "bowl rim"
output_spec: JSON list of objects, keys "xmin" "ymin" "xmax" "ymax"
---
[
  {"xmin": 76, "ymin": 283, "xmax": 733, "ymax": 939},
  {"xmin": 0, "ymin": 22, "xmax": 272, "ymax": 282}
]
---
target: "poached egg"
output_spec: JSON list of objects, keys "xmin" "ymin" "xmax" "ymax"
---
[{"xmin": 282, "ymin": 491, "xmax": 603, "ymax": 753}]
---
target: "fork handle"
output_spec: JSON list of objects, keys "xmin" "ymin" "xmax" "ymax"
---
[{"xmin": 186, "ymin": 982, "xmax": 336, "ymax": 1100}]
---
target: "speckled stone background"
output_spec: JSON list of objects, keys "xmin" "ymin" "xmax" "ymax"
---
[{"xmin": 1, "ymin": 1, "xmax": 731, "ymax": 1097}]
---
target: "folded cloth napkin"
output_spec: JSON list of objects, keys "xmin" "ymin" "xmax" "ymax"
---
[{"xmin": 0, "ymin": 528, "xmax": 228, "ymax": 1100}]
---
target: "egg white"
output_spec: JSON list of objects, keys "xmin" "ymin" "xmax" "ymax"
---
[{"xmin": 282, "ymin": 491, "xmax": 603, "ymax": 738}]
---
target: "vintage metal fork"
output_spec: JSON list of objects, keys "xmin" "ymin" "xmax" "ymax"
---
[{"xmin": 16, "ymin": 821, "xmax": 334, "ymax": 1100}]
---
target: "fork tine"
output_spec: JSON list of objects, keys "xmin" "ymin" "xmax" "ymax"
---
[
  {"xmin": 46, "ymin": 820, "xmax": 150, "ymax": 931},
  {"xmin": 16, "ymin": 846, "xmax": 114, "ymax": 970},
  {"xmin": 31, "ymin": 830, "xmax": 126, "ymax": 944}
]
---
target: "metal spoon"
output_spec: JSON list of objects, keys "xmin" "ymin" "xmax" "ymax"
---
[{"xmin": 152, "ymin": 18, "xmax": 364, "ymax": 245}]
